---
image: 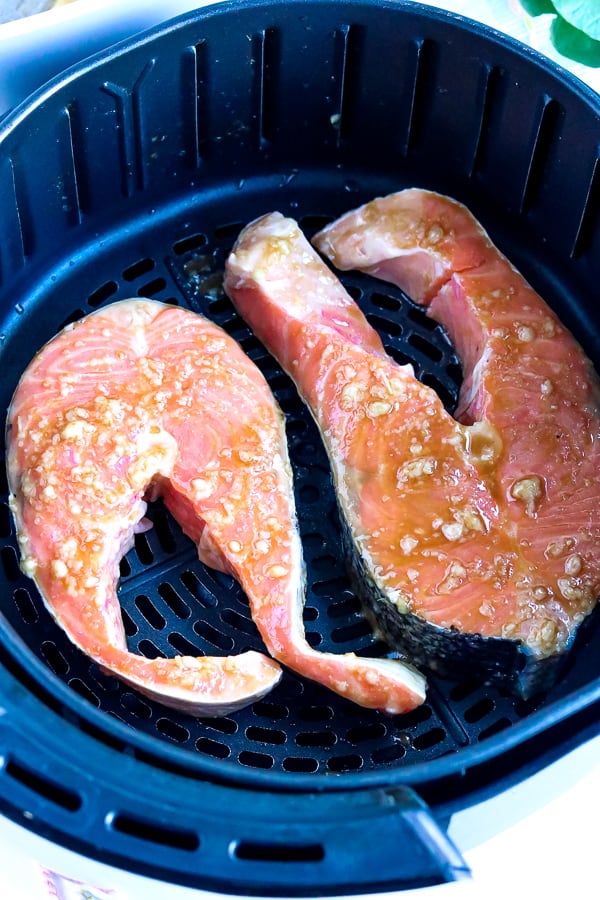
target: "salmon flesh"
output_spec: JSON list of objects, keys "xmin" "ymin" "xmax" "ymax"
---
[
  {"xmin": 225, "ymin": 199, "xmax": 600, "ymax": 697},
  {"xmin": 6, "ymin": 299, "xmax": 425, "ymax": 715}
]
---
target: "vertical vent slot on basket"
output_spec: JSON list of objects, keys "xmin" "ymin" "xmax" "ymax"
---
[
  {"xmin": 58, "ymin": 105, "xmax": 84, "ymax": 226},
  {"xmin": 185, "ymin": 39, "xmax": 210, "ymax": 166},
  {"xmin": 0, "ymin": 156, "xmax": 27, "ymax": 280},
  {"xmin": 252, "ymin": 27, "xmax": 280, "ymax": 146},
  {"xmin": 468, "ymin": 63, "xmax": 504, "ymax": 178},
  {"xmin": 520, "ymin": 95, "xmax": 562, "ymax": 214},
  {"xmin": 401, "ymin": 38, "xmax": 435, "ymax": 156},
  {"xmin": 332, "ymin": 24, "xmax": 363, "ymax": 146},
  {"xmin": 571, "ymin": 154, "xmax": 600, "ymax": 259},
  {"xmin": 101, "ymin": 59, "xmax": 156, "ymax": 197}
]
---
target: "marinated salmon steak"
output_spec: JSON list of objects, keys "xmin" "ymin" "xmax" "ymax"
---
[
  {"xmin": 6, "ymin": 299, "xmax": 425, "ymax": 715},
  {"xmin": 225, "ymin": 202, "xmax": 600, "ymax": 697}
]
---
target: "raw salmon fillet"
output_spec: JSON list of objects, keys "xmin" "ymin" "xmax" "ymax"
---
[
  {"xmin": 6, "ymin": 299, "xmax": 425, "ymax": 715},
  {"xmin": 225, "ymin": 201, "xmax": 600, "ymax": 697}
]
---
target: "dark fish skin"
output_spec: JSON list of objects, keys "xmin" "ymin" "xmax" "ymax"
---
[{"xmin": 339, "ymin": 513, "xmax": 565, "ymax": 699}]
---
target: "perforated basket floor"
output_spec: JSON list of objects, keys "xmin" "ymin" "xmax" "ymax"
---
[{"xmin": 0, "ymin": 187, "xmax": 597, "ymax": 782}]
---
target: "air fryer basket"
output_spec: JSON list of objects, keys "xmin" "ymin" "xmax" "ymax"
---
[{"xmin": 0, "ymin": 0, "xmax": 598, "ymax": 894}]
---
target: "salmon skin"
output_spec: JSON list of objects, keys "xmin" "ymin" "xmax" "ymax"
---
[
  {"xmin": 6, "ymin": 298, "xmax": 426, "ymax": 716},
  {"xmin": 225, "ymin": 201, "xmax": 600, "ymax": 698}
]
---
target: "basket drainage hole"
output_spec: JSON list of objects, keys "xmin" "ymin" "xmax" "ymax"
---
[
  {"xmin": 110, "ymin": 812, "xmax": 199, "ymax": 851},
  {"xmin": 464, "ymin": 697, "xmax": 495, "ymax": 723},
  {"xmin": 134, "ymin": 594, "xmax": 166, "ymax": 630},
  {"xmin": 1, "ymin": 546, "xmax": 21, "ymax": 581},
  {"xmin": 156, "ymin": 718, "xmax": 190, "ymax": 743},
  {"xmin": 367, "ymin": 312, "xmax": 402, "ymax": 338},
  {"xmin": 69, "ymin": 677, "xmax": 100, "ymax": 707},
  {"xmin": 232, "ymin": 840, "xmax": 324, "ymax": 864},
  {"xmin": 282, "ymin": 756, "xmax": 319, "ymax": 773},
  {"xmin": 412, "ymin": 727, "xmax": 446, "ymax": 750},
  {"xmin": 196, "ymin": 736, "xmax": 231, "ymax": 759},
  {"xmin": 371, "ymin": 291, "xmax": 401, "ymax": 313},
  {"xmin": 327, "ymin": 753, "xmax": 363, "ymax": 773},
  {"xmin": 40, "ymin": 640, "xmax": 69, "ymax": 675},
  {"xmin": 13, "ymin": 587, "xmax": 39, "ymax": 625},
  {"xmin": 407, "ymin": 332, "xmax": 443, "ymax": 362},
  {"xmin": 88, "ymin": 281, "xmax": 118, "ymax": 308},
  {"xmin": 0, "ymin": 502, "xmax": 12, "ymax": 537},
  {"xmin": 137, "ymin": 277, "xmax": 167, "ymax": 297},
  {"xmin": 123, "ymin": 257, "xmax": 155, "ymax": 281},
  {"xmin": 238, "ymin": 750, "xmax": 274, "ymax": 769},
  {"xmin": 173, "ymin": 232, "xmax": 207, "ymax": 255}
]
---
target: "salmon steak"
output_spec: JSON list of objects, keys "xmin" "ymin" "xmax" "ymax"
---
[
  {"xmin": 6, "ymin": 298, "xmax": 426, "ymax": 716},
  {"xmin": 224, "ymin": 197, "xmax": 600, "ymax": 697}
]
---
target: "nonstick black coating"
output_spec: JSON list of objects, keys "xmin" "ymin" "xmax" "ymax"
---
[{"xmin": 0, "ymin": 3, "xmax": 598, "ymax": 886}]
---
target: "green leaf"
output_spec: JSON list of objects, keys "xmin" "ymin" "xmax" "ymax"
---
[
  {"xmin": 551, "ymin": 14, "xmax": 600, "ymax": 65},
  {"xmin": 552, "ymin": 0, "xmax": 600, "ymax": 40},
  {"xmin": 519, "ymin": 0, "xmax": 556, "ymax": 15}
]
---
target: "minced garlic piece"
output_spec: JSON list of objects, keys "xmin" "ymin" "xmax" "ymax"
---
[
  {"xmin": 399, "ymin": 536, "xmax": 418, "ymax": 554},
  {"xmin": 397, "ymin": 457, "xmax": 437, "ymax": 484},
  {"xmin": 266, "ymin": 564, "xmax": 288, "ymax": 579},
  {"xmin": 441, "ymin": 522, "xmax": 464, "ymax": 542},
  {"xmin": 564, "ymin": 554, "xmax": 582, "ymax": 576},
  {"xmin": 367, "ymin": 400, "xmax": 392, "ymax": 418},
  {"xmin": 510, "ymin": 475, "xmax": 543, "ymax": 517},
  {"xmin": 50, "ymin": 559, "xmax": 68, "ymax": 578}
]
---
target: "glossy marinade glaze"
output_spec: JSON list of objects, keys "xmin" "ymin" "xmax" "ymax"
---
[
  {"xmin": 225, "ymin": 197, "xmax": 600, "ymax": 696},
  {"xmin": 6, "ymin": 299, "xmax": 426, "ymax": 715}
]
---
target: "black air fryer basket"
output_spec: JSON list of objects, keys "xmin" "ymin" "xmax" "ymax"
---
[{"xmin": 0, "ymin": 1, "xmax": 598, "ymax": 895}]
